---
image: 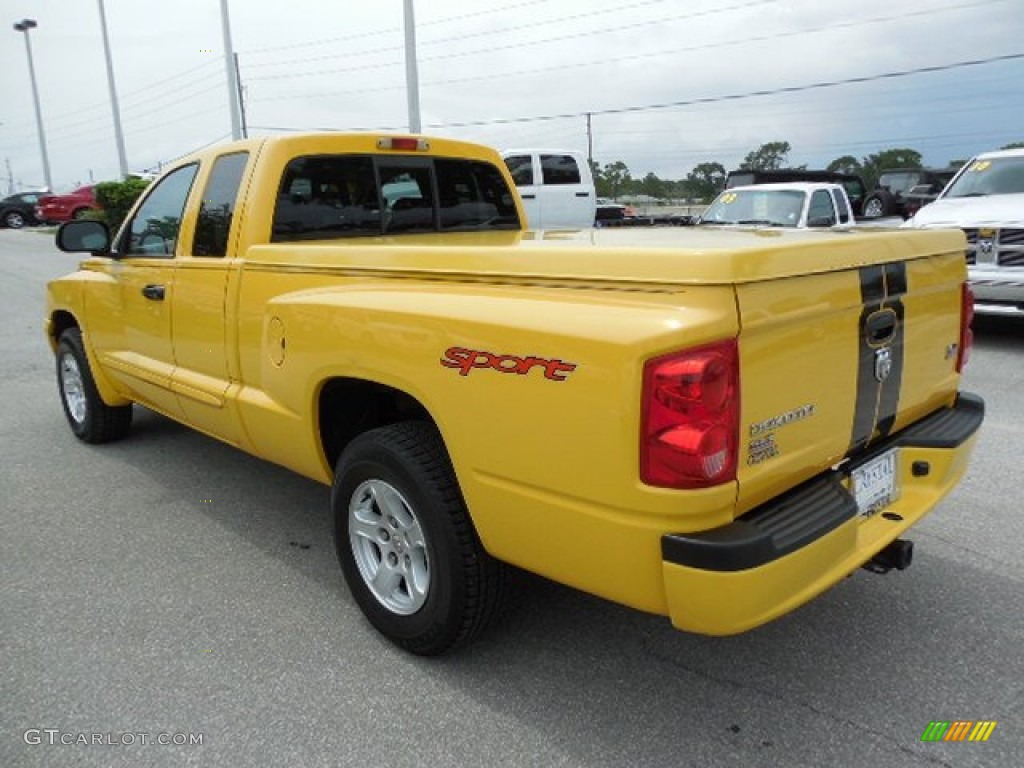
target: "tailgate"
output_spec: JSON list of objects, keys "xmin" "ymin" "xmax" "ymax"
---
[{"xmin": 733, "ymin": 244, "xmax": 967, "ymax": 515}]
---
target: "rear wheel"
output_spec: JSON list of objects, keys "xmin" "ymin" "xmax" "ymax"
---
[
  {"xmin": 332, "ymin": 421, "xmax": 505, "ymax": 655},
  {"xmin": 862, "ymin": 191, "xmax": 894, "ymax": 218},
  {"xmin": 56, "ymin": 328, "xmax": 132, "ymax": 443}
]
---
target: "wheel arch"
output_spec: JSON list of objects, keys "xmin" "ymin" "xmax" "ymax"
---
[
  {"xmin": 48, "ymin": 309, "xmax": 80, "ymax": 353},
  {"xmin": 316, "ymin": 376, "xmax": 438, "ymax": 474},
  {"xmin": 47, "ymin": 309, "xmax": 131, "ymax": 407}
]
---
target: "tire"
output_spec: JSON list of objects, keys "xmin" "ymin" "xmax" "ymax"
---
[
  {"xmin": 862, "ymin": 191, "xmax": 894, "ymax": 218},
  {"xmin": 56, "ymin": 328, "xmax": 132, "ymax": 443},
  {"xmin": 332, "ymin": 421, "xmax": 505, "ymax": 655},
  {"xmin": 3, "ymin": 210, "xmax": 26, "ymax": 229}
]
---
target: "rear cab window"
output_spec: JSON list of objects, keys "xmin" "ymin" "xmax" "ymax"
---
[{"xmin": 272, "ymin": 154, "xmax": 520, "ymax": 241}]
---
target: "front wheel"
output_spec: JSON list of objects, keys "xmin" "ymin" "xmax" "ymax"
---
[
  {"xmin": 56, "ymin": 328, "xmax": 132, "ymax": 443},
  {"xmin": 332, "ymin": 422, "xmax": 505, "ymax": 655}
]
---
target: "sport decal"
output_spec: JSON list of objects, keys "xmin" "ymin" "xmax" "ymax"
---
[{"xmin": 441, "ymin": 346, "xmax": 577, "ymax": 381}]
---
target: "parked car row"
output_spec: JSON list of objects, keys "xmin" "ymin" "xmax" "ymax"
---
[
  {"xmin": 0, "ymin": 185, "xmax": 100, "ymax": 229},
  {"xmin": 0, "ymin": 192, "xmax": 43, "ymax": 229}
]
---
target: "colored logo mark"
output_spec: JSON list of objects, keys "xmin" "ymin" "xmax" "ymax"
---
[{"xmin": 920, "ymin": 721, "xmax": 997, "ymax": 742}]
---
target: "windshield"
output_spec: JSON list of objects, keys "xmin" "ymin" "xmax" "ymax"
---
[
  {"xmin": 700, "ymin": 189, "xmax": 804, "ymax": 227},
  {"xmin": 945, "ymin": 156, "xmax": 1024, "ymax": 198}
]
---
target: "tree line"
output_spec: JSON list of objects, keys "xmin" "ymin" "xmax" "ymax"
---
[{"xmin": 591, "ymin": 140, "xmax": 1024, "ymax": 203}]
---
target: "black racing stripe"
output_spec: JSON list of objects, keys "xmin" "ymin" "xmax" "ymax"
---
[
  {"xmin": 884, "ymin": 261, "xmax": 908, "ymax": 297},
  {"xmin": 875, "ymin": 263, "xmax": 907, "ymax": 437},
  {"xmin": 849, "ymin": 265, "xmax": 885, "ymax": 453}
]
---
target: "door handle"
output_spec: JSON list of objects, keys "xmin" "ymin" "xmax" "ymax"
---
[
  {"xmin": 142, "ymin": 284, "xmax": 166, "ymax": 301},
  {"xmin": 520, "ymin": 194, "xmax": 536, "ymax": 199},
  {"xmin": 575, "ymin": 191, "xmax": 591, "ymax": 197}
]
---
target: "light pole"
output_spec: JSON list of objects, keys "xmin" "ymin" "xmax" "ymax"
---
[
  {"xmin": 13, "ymin": 18, "xmax": 53, "ymax": 191},
  {"xmin": 219, "ymin": 0, "xmax": 243, "ymax": 140},
  {"xmin": 403, "ymin": 0, "xmax": 422, "ymax": 133},
  {"xmin": 96, "ymin": 0, "xmax": 129, "ymax": 177}
]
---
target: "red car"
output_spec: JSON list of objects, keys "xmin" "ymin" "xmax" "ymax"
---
[{"xmin": 35, "ymin": 185, "xmax": 98, "ymax": 224}]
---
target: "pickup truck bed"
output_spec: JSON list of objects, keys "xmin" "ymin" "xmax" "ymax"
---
[{"xmin": 45, "ymin": 133, "xmax": 982, "ymax": 654}]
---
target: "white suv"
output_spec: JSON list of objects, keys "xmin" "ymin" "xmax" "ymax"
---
[{"xmin": 903, "ymin": 148, "xmax": 1024, "ymax": 314}]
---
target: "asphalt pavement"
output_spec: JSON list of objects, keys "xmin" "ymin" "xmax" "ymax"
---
[{"xmin": 1, "ymin": 227, "xmax": 1021, "ymax": 768}]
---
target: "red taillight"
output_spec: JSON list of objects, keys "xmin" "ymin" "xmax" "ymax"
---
[
  {"xmin": 641, "ymin": 339, "xmax": 739, "ymax": 489},
  {"xmin": 957, "ymin": 282, "xmax": 974, "ymax": 372},
  {"xmin": 377, "ymin": 137, "xmax": 429, "ymax": 151}
]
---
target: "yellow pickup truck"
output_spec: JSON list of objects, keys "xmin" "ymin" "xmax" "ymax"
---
[{"xmin": 46, "ymin": 133, "xmax": 983, "ymax": 655}]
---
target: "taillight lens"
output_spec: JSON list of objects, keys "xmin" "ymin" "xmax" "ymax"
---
[
  {"xmin": 641, "ymin": 339, "xmax": 739, "ymax": 489},
  {"xmin": 956, "ymin": 282, "xmax": 974, "ymax": 372}
]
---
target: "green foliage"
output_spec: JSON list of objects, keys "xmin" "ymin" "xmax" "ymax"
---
[
  {"xmin": 1001, "ymin": 141, "xmax": 1024, "ymax": 150},
  {"xmin": 858, "ymin": 149, "xmax": 922, "ymax": 189},
  {"xmin": 827, "ymin": 155, "xmax": 862, "ymax": 174},
  {"xmin": 685, "ymin": 162, "xmax": 726, "ymax": 203},
  {"xmin": 739, "ymin": 141, "xmax": 792, "ymax": 171},
  {"xmin": 639, "ymin": 171, "xmax": 667, "ymax": 199},
  {"xmin": 94, "ymin": 177, "xmax": 151, "ymax": 234},
  {"xmin": 596, "ymin": 160, "xmax": 632, "ymax": 198}
]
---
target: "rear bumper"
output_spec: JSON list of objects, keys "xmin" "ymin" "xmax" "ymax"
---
[{"xmin": 661, "ymin": 392, "xmax": 984, "ymax": 635}]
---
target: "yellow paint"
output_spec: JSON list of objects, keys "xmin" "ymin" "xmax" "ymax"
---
[{"xmin": 44, "ymin": 133, "xmax": 978, "ymax": 635}]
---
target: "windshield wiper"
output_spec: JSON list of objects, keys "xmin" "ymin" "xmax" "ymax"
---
[{"xmin": 737, "ymin": 219, "xmax": 787, "ymax": 226}]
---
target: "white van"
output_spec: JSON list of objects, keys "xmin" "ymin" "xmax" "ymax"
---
[{"xmin": 501, "ymin": 150, "xmax": 596, "ymax": 229}]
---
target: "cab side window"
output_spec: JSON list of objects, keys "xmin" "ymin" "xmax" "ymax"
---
[
  {"xmin": 193, "ymin": 152, "xmax": 249, "ymax": 258},
  {"xmin": 808, "ymin": 190, "xmax": 835, "ymax": 225},
  {"xmin": 540, "ymin": 154, "xmax": 581, "ymax": 185},
  {"xmin": 503, "ymin": 155, "xmax": 534, "ymax": 186},
  {"xmin": 833, "ymin": 189, "xmax": 851, "ymax": 223},
  {"xmin": 122, "ymin": 164, "xmax": 198, "ymax": 257}
]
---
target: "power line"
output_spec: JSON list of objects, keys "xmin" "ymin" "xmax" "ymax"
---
[
  {"xmin": 240, "ymin": 0, "xmax": 587, "ymax": 56},
  {"xmin": 432, "ymin": 53, "xmax": 1024, "ymax": 128},
  {"xmin": 1, "ymin": 59, "xmax": 222, "ymax": 136},
  {"xmin": 242, "ymin": 0, "xmax": 722, "ymax": 70},
  {"xmin": 243, "ymin": 0, "xmax": 995, "ymax": 83}
]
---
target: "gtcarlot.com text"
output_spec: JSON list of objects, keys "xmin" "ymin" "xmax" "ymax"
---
[{"xmin": 24, "ymin": 729, "xmax": 203, "ymax": 747}]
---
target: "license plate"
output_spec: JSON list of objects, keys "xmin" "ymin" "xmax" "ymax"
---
[{"xmin": 851, "ymin": 450, "xmax": 899, "ymax": 516}]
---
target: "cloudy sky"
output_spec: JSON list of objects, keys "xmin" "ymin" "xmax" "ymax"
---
[{"xmin": 1, "ymin": 0, "xmax": 1022, "ymax": 192}]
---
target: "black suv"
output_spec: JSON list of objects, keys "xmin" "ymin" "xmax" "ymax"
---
[
  {"xmin": 862, "ymin": 168, "xmax": 958, "ymax": 219},
  {"xmin": 0, "ymin": 192, "xmax": 43, "ymax": 229}
]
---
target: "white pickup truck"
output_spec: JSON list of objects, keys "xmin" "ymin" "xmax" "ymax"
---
[
  {"xmin": 698, "ymin": 182, "xmax": 858, "ymax": 229},
  {"xmin": 902, "ymin": 147, "xmax": 1024, "ymax": 315},
  {"xmin": 501, "ymin": 149, "xmax": 596, "ymax": 229}
]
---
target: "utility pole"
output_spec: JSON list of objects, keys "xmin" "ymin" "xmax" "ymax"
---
[
  {"xmin": 403, "ymin": 0, "xmax": 422, "ymax": 133},
  {"xmin": 13, "ymin": 19, "xmax": 53, "ymax": 191},
  {"xmin": 220, "ymin": 0, "xmax": 243, "ymax": 140},
  {"xmin": 586, "ymin": 113, "xmax": 593, "ymax": 167},
  {"xmin": 97, "ymin": 0, "xmax": 129, "ymax": 177},
  {"xmin": 5, "ymin": 158, "xmax": 14, "ymax": 195},
  {"xmin": 234, "ymin": 52, "xmax": 248, "ymax": 138}
]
